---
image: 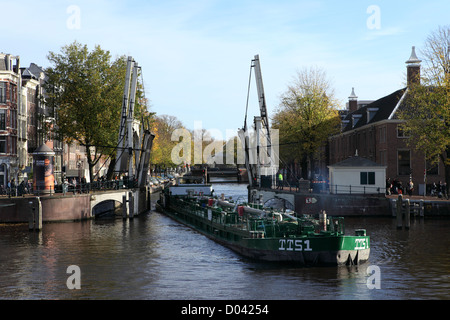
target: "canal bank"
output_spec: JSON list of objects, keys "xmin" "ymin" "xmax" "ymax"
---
[
  {"xmin": 248, "ymin": 186, "xmax": 450, "ymax": 217},
  {"xmin": 2, "ymin": 182, "xmax": 449, "ymax": 228},
  {"xmin": 0, "ymin": 187, "xmax": 158, "ymax": 226}
]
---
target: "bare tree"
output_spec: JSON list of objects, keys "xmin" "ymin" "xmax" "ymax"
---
[
  {"xmin": 420, "ymin": 25, "xmax": 450, "ymax": 86},
  {"xmin": 399, "ymin": 25, "xmax": 450, "ymax": 194}
]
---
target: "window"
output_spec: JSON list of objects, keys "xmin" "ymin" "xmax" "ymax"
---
[
  {"xmin": 10, "ymin": 136, "xmax": 16, "ymax": 155},
  {"xmin": 10, "ymin": 109, "xmax": 16, "ymax": 129},
  {"xmin": 397, "ymin": 124, "xmax": 409, "ymax": 138},
  {"xmin": 367, "ymin": 108, "xmax": 378, "ymax": 123},
  {"xmin": 10, "ymin": 84, "xmax": 17, "ymax": 104},
  {"xmin": 352, "ymin": 114, "xmax": 362, "ymax": 128},
  {"xmin": 379, "ymin": 126, "xmax": 386, "ymax": 143},
  {"xmin": 0, "ymin": 82, "xmax": 6, "ymax": 103},
  {"xmin": 426, "ymin": 159, "xmax": 439, "ymax": 175},
  {"xmin": 0, "ymin": 109, "xmax": 5, "ymax": 130},
  {"xmin": 0, "ymin": 136, "xmax": 6, "ymax": 153},
  {"xmin": 398, "ymin": 150, "xmax": 411, "ymax": 175},
  {"xmin": 361, "ymin": 172, "xmax": 375, "ymax": 185},
  {"xmin": 0, "ymin": 164, "xmax": 5, "ymax": 187}
]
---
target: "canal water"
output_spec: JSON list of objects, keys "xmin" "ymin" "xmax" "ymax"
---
[{"xmin": 1, "ymin": 183, "xmax": 449, "ymax": 301}]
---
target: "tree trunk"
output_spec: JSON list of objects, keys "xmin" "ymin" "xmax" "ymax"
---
[
  {"xmin": 309, "ymin": 153, "xmax": 315, "ymax": 180},
  {"xmin": 85, "ymin": 144, "xmax": 94, "ymax": 183},
  {"xmin": 106, "ymin": 157, "xmax": 116, "ymax": 180},
  {"xmin": 300, "ymin": 154, "xmax": 308, "ymax": 180},
  {"xmin": 443, "ymin": 148, "xmax": 450, "ymax": 198}
]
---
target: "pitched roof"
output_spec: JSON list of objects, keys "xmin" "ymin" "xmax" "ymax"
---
[
  {"xmin": 21, "ymin": 68, "xmax": 38, "ymax": 79},
  {"xmin": 341, "ymin": 88, "xmax": 407, "ymax": 132},
  {"xmin": 0, "ymin": 54, "xmax": 20, "ymax": 72}
]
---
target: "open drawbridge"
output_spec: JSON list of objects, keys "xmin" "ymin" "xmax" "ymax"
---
[
  {"xmin": 114, "ymin": 56, "xmax": 155, "ymax": 188},
  {"xmin": 238, "ymin": 55, "xmax": 278, "ymax": 192}
]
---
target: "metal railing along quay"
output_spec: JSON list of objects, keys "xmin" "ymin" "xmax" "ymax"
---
[{"xmin": 268, "ymin": 180, "xmax": 388, "ymax": 195}]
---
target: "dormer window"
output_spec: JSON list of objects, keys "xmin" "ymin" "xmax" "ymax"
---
[
  {"xmin": 367, "ymin": 108, "xmax": 378, "ymax": 123},
  {"xmin": 352, "ymin": 114, "xmax": 362, "ymax": 128},
  {"xmin": 341, "ymin": 120, "xmax": 349, "ymax": 131}
]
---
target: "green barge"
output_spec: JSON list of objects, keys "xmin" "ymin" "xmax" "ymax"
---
[{"xmin": 158, "ymin": 183, "xmax": 370, "ymax": 266}]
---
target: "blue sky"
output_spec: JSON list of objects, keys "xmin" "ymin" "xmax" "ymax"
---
[{"xmin": 2, "ymin": 0, "xmax": 450, "ymax": 138}]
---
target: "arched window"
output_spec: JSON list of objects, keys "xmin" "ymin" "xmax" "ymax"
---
[{"xmin": 0, "ymin": 163, "xmax": 6, "ymax": 187}]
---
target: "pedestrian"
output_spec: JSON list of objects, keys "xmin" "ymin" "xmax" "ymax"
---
[
  {"xmin": 431, "ymin": 182, "xmax": 437, "ymax": 196},
  {"xmin": 19, "ymin": 180, "xmax": 25, "ymax": 196},
  {"xmin": 443, "ymin": 181, "xmax": 448, "ymax": 199},
  {"xmin": 10, "ymin": 179, "xmax": 16, "ymax": 197},
  {"xmin": 63, "ymin": 178, "xmax": 68, "ymax": 194},
  {"xmin": 407, "ymin": 179, "xmax": 414, "ymax": 196},
  {"xmin": 277, "ymin": 172, "xmax": 283, "ymax": 189},
  {"xmin": 438, "ymin": 181, "xmax": 444, "ymax": 198},
  {"xmin": 397, "ymin": 181, "xmax": 403, "ymax": 195},
  {"xmin": 386, "ymin": 178, "xmax": 392, "ymax": 195},
  {"xmin": 392, "ymin": 179, "xmax": 398, "ymax": 194},
  {"xmin": 7, "ymin": 179, "xmax": 11, "ymax": 196}
]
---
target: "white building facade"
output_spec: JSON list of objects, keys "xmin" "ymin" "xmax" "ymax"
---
[{"xmin": 328, "ymin": 155, "xmax": 386, "ymax": 194}]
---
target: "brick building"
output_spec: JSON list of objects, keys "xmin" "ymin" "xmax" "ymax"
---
[
  {"xmin": 1, "ymin": 53, "xmax": 89, "ymax": 188},
  {"xmin": 21, "ymin": 63, "xmax": 65, "ymax": 183},
  {"xmin": 20, "ymin": 64, "xmax": 41, "ymax": 172},
  {"xmin": 0, "ymin": 53, "xmax": 21, "ymax": 188},
  {"xmin": 328, "ymin": 47, "xmax": 445, "ymax": 195}
]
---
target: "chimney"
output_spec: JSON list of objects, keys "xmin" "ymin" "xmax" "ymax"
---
[
  {"xmin": 5, "ymin": 54, "xmax": 11, "ymax": 71},
  {"xmin": 348, "ymin": 87, "xmax": 358, "ymax": 112},
  {"xmin": 406, "ymin": 46, "xmax": 421, "ymax": 87}
]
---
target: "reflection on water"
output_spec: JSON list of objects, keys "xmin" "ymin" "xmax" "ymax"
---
[{"xmin": 1, "ymin": 183, "xmax": 450, "ymax": 300}]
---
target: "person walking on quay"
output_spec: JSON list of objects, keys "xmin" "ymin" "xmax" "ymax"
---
[
  {"xmin": 7, "ymin": 179, "xmax": 11, "ymax": 195},
  {"xmin": 397, "ymin": 181, "xmax": 404, "ymax": 195},
  {"xmin": 438, "ymin": 181, "xmax": 447, "ymax": 198},
  {"xmin": 407, "ymin": 179, "xmax": 414, "ymax": 196},
  {"xmin": 7, "ymin": 179, "xmax": 16, "ymax": 197},
  {"xmin": 437, "ymin": 181, "xmax": 445, "ymax": 198},
  {"xmin": 386, "ymin": 178, "xmax": 392, "ymax": 195},
  {"xmin": 277, "ymin": 172, "xmax": 283, "ymax": 189},
  {"xmin": 442, "ymin": 181, "xmax": 448, "ymax": 199}
]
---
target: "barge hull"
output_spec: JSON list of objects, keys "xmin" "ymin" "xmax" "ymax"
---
[{"xmin": 160, "ymin": 204, "xmax": 370, "ymax": 266}]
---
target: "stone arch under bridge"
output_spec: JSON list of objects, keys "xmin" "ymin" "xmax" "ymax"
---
[
  {"xmin": 90, "ymin": 189, "xmax": 151, "ymax": 218},
  {"xmin": 264, "ymin": 197, "xmax": 294, "ymax": 211}
]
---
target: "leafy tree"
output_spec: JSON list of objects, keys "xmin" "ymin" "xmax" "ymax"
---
[
  {"xmin": 272, "ymin": 67, "xmax": 341, "ymax": 180},
  {"xmin": 221, "ymin": 135, "xmax": 243, "ymax": 167},
  {"xmin": 191, "ymin": 128, "xmax": 221, "ymax": 166},
  {"xmin": 151, "ymin": 114, "xmax": 185, "ymax": 171},
  {"xmin": 399, "ymin": 26, "xmax": 450, "ymax": 191},
  {"xmin": 44, "ymin": 41, "xmax": 151, "ymax": 182}
]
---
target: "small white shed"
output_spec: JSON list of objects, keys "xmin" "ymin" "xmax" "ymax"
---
[{"xmin": 328, "ymin": 156, "xmax": 386, "ymax": 194}]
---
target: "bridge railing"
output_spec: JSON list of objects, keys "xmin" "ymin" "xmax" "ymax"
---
[
  {"xmin": 2, "ymin": 178, "xmax": 168, "ymax": 197},
  {"xmin": 58, "ymin": 179, "xmax": 140, "ymax": 194}
]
